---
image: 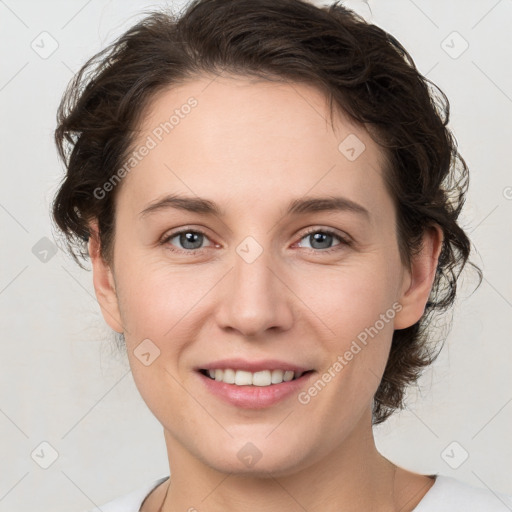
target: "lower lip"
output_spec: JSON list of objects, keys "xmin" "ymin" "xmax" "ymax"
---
[{"xmin": 197, "ymin": 371, "xmax": 315, "ymax": 409}]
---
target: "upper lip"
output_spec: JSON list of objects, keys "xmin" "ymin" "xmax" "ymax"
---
[{"xmin": 196, "ymin": 358, "xmax": 313, "ymax": 373}]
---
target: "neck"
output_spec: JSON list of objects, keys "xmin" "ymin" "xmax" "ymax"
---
[{"xmin": 160, "ymin": 411, "xmax": 409, "ymax": 512}]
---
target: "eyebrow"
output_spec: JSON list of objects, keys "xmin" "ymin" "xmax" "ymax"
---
[{"xmin": 139, "ymin": 193, "xmax": 370, "ymax": 220}]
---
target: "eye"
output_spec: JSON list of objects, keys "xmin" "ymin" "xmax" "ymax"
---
[
  {"xmin": 160, "ymin": 227, "xmax": 351, "ymax": 255},
  {"xmin": 161, "ymin": 228, "xmax": 214, "ymax": 254},
  {"xmin": 294, "ymin": 228, "xmax": 351, "ymax": 253}
]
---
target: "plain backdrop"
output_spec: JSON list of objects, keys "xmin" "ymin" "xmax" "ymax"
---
[{"xmin": 1, "ymin": 0, "xmax": 511, "ymax": 510}]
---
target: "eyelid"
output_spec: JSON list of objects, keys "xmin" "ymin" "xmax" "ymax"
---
[
  {"xmin": 160, "ymin": 226, "xmax": 216, "ymax": 251},
  {"xmin": 161, "ymin": 225, "xmax": 352, "ymax": 254},
  {"xmin": 297, "ymin": 226, "xmax": 352, "ymax": 245},
  {"xmin": 292, "ymin": 227, "xmax": 352, "ymax": 254}
]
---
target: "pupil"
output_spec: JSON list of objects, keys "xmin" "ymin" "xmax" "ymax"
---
[
  {"xmin": 311, "ymin": 232, "xmax": 331, "ymax": 249},
  {"xmin": 181, "ymin": 232, "xmax": 202, "ymax": 250}
]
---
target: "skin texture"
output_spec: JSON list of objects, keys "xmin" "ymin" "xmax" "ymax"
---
[{"xmin": 88, "ymin": 75, "xmax": 443, "ymax": 511}]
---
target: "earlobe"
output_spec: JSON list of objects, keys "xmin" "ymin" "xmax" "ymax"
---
[
  {"xmin": 394, "ymin": 225, "xmax": 444, "ymax": 330},
  {"xmin": 87, "ymin": 220, "xmax": 124, "ymax": 333}
]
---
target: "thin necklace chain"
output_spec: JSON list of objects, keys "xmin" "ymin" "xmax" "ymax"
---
[{"xmin": 156, "ymin": 464, "xmax": 399, "ymax": 512}]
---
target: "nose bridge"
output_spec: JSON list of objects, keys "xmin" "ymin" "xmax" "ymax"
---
[{"xmin": 215, "ymin": 232, "xmax": 293, "ymax": 336}]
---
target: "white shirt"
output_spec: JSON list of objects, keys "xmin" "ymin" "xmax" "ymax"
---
[{"xmin": 85, "ymin": 474, "xmax": 512, "ymax": 511}]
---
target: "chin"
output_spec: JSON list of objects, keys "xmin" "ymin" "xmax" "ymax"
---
[{"xmin": 198, "ymin": 439, "xmax": 312, "ymax": 478}]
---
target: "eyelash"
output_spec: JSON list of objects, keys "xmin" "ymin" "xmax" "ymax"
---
[{"xmin": 160, "ymin": 227, "xmax": 352, "ymax": 255}]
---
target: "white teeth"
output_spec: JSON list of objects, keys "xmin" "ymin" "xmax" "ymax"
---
[
  {"xmin": 284, "ymin": 370, "xmax": 295, "ymax": 381},
  {"xmin": 222, "ymin": 368, "xmax": 236, "ymax": 384},
  {"xmin": 234, "ymin": 370, "xmax": 253, "ymax": 385},
  {"xmin": 271, "ymin": 369, "xmax": 284, "ymax": 384},
  {"xmin": 252, "ymin": 370, "xmax": 272, "ymax": 386},
  {"xmin": 203, "ymin": 368, "xmax": 304, "ymax": 386}
]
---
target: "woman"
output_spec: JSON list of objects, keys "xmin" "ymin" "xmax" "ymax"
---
[{"xmin": 51, "ymin": 0, "xmax": 512, "ymax": 510}]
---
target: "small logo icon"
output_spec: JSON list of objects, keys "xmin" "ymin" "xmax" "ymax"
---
[
  {"xmin": 237, "ymin": 442, "xmax": 263, "ymax": 467},
  {"xmin": 441, "ymin": 31, "xmax": 469, "ymax": 59},
  {"xmin": 441, "ymin": 441, "xmax": 469, "ymax": 469},
  {"xmin": 31, "ymin": 31, "xmax": 59, "ymax": 59},
  {"xmin": 32, "ymin": 236, "xmax": 58, "ymax": 263},
  {"xmin": 338, "ymin": 134, "xmax": 366, "ymax": 161},
  {"xmin": 31, "ymin": 441, "xmax": 59, "ymax": 469},
  {"xmin": 134, "ymin": 338, "xmax": 161, "ymax": 366},
  {"xmin": 236, "ymin": 236, "xmax": 263, "ymax": 264}
]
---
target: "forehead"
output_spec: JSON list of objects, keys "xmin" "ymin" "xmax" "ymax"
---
[
  {"xmin": 140, "ymin": 74, "xmax": 364, "ymax": 152},
  {"xmin": 119, "ymin": 75, "xmax": 392, "ymax": 224}
]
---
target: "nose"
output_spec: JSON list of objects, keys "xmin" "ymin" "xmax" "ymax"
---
[{"xmin": 214, "ymin": 240, "xmax": 295, "ymax": 338}]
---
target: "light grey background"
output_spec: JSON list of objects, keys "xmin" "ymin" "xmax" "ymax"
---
[{"xmin": 1, "ymin": 0, "xmax": 511, "ymax": 510}]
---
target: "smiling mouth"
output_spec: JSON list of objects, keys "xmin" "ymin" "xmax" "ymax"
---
[{"xmin": 198, "ymin": 368, "xmax": 314, "ymax": 386}]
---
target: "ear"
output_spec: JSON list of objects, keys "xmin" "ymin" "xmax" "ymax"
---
[
  {"xmin": 394, "ymin": 224, "xmax": 444, "ymax": 330},
  {"xmin": 87, "ymin": 220, "xmax": 124, "ymax": 333}
]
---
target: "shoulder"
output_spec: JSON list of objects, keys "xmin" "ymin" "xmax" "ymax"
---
[
  {"xmin": 82, "ymin": 475, "xmax": 170, "ymax": 512},
  {"xmin": 414, "ymin": 475, "xmax": 512, "ymax": 512}
]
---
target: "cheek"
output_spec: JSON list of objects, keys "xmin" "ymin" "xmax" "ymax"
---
[
  {"xmin": 115, "ymin": 262, "xmax": 199, "ymax": 414},
  {"xmin": 114, "ymin": 251, "xmax": 214, "ymax": 338},
  {"xmin": 115, "ymin": 247, "xmax": 400, "ymax": 351},
  {"xmin": 128, "ymin": 354, "xmax": 193, "ymax": 431},
  {"xmin": 290, "ymin": 260, "xmax": 399, "ymax": 403},
  {"xmin": 291, "ymin": 259, "xmax": 399, "ymax": 340}
]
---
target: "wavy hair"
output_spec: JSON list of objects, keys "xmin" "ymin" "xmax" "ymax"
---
[{"xmin": 52, "ymin": 0, "xmax": 482, "ymax": 424}]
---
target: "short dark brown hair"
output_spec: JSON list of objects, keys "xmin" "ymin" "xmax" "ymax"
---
[{"xmin": 52, "ymin": 0, "xmax": 481, "ymax": 424}]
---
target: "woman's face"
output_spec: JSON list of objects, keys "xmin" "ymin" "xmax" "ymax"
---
[{"xmin": 91, "ymin": 75, "xmax": 439, "ymax": 476}]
